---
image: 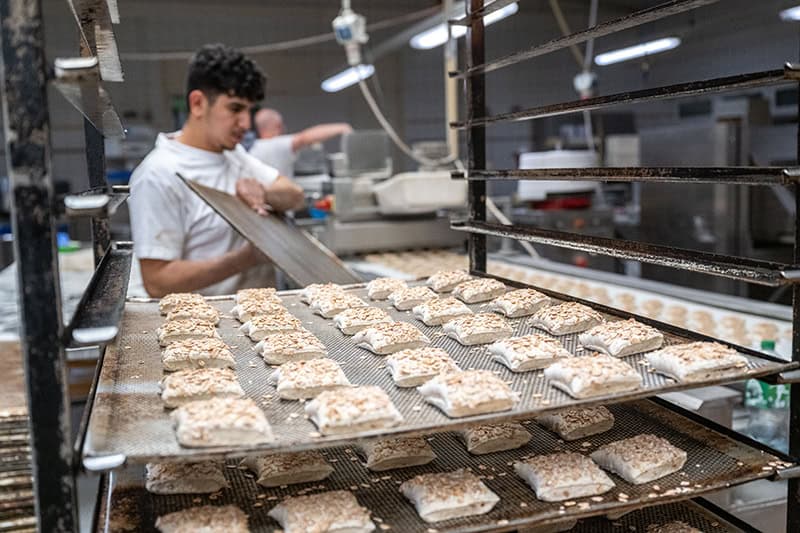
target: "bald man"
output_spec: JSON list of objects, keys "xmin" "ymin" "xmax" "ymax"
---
[{"xmin": 249, "ymin": 108, "xmax": 352, "ymax": 177}]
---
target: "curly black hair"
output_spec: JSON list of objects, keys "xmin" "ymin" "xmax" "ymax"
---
[{"xmin": 186, "ymin": 44, "xmax": 266, "ymax": 108}]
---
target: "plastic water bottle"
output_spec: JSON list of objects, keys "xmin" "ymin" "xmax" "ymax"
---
[{"xmin": 744, "ymin": 340, "xmax": 790, "ymax": 452}]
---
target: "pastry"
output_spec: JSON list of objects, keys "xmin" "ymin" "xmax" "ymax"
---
[
  {"xmin": 488, "ymin": 288, "xmax": 550, "ymax": 318},
  {"xmin": 160, "ymin": 368, "xmax": 245, "ymax": 408},
  {"xmin": 300, "ymin": 283, "xmax": 345, "ymax": 305},
  {"xmin": 241, "ymin": 451, "xmax": 333, "ymax": 487},
  {"xmin": 646, "ymin": 342, "xmax": 749, "ymax": 382},
  {"xmin": 590, "ymin": 434, "xmax": 687, "ymax": 484},
  {"xmin": 385, "ymin": 347, "xmax": 460, "ymax": 387},
  {"xmin": 310, "ymin": 293, "xmax": 368, "ymax": 319},
  {"xmin": 400, "ymin": 469, "xmax": 500, "ymax": 523},
  {"xmin": 333, "ymin": 307, "xmax": 393, "ymax": 335},
  {"xmin": 157, "ymin": 318, "xmax": 221, "ymax": 347},
  {"xmin": 412, "ymin": 297, "xmax": 472, "ymax": 326},
  {"xmin": 159, "ymin": 292, "xmax": 205, "ymax": 315},
  {"xmin": 268, "ymin": 490, "xmax": 374, "ymax": 533},
  {"xmin": 145, "ymin": 461, "xmax": 228, "ymax": 494},
  {"xmin": 529, "ymin": 302, "xmax": 604, "ymax": 335},
  {"xmin": 353, "ymin": 321, "xmax": 431, "ymax": 355},
  {"xmin": 488, "ymin": 334, "xmax": 571, "ymax": 372},
  {"xmin": 235, "ymin": 287, "xmax": 280, "ymax": 305},
  {"xmin": 360, "ymin": 437, "xmax": 436, "ymax": 471},
  {"xmin": 388, "ymin": 286, "xmax": 437, "ymax": 310},
  {"xmin": 417, "ymin": 370, "xmax": 519, "ymax": 417},
  {"xmin": 366, "ymin": 277, "xmax": 408, "ymax": 300},
  {"xmin": 578, "ymin": 319, "xmax": 664, "ymax": 357},
  {"xmin": 514, "ymin": 452, "xmax": 615, "ymax": 502},
  {"xmin": 165, "ymin": 300, "xmax": 221, "ymax": 325},
  {"xmin": 156, "ymin": 505, "xmax": 248, "ymax": 533},
  {"xmin": 255, "ymin": 329, "xmax": 328, "ymax": 365},
  {"xmin": 304, "ymin": 385, "xmax": 403, "ymax": 435},
  {"xmin": 536, "ymin": 406, "xmax": 615, "ymax": 441},
  {"xmin": 426, "ymin": 269, "xmax": 472, "ymax": 293},
  {"xmin": 459, "ymin": 422, "xmax": 531, "ymax": 455},
  {"xmin": 171, "ymin": 397, "xmax": 273, "ymax": 448},
  {"xmin": 272, "ymin": 358, "xmax": 351, "ymax": 400},
  {"xmin": 230, "ymin": 299, "xmax": 287, "ymax": 323},
  {"xmin": 543, "ymin": 353, "xmax": 642, "ymax": 399},
  {"xmin": 239, "ymin": 312, "xmax": 303, "ymax": 341},
  {"xmin": 452, "ymin": 278, "xmax": 506, "ymax": 304},
  {"xmin": 161, "ymin": 338, "xmax": 236, "ymax": 372},
  {"xmin": 646, "ymin": 522, "xmax": 703, "ymax": 533},
  {"xmin": 443, "ymin": 313, "xmax": 513, "ymax": 346}
]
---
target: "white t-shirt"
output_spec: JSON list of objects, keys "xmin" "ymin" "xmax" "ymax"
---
[
  {"xmin": 129, "ymin": 132, "xmax": 279, "ymax": 296},
  {"xmin": 249, "ymin": 135, "xmax": 295, "ymax": 178}
]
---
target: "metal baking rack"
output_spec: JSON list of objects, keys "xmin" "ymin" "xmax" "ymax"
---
[{"xmin": 452, "ymin": 0, "xmax": 800, "ymax": 530}]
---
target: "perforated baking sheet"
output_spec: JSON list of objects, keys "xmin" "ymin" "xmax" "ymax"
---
[
  {"xmin": 95, "ymin": 401, "xmax": 773, "ymax": 532},
  {"xmin": 83, "ymin": 284, "xmax": 796, "ymax": 466}
]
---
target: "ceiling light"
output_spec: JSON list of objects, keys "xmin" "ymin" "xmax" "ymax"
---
[
  {"xmin": 410, "ymin": 2, "xmax": 519, "ymax": 50},
  {"xmin": 780, "ymin": 6, "xmax": 800, "ymax": 20},
  {"xmin": 321, "ymin": 64, "xmax": 375, "ymax": 93},
  {"xmin": 594, "ymin": 37, "xmax": 681, "ymax": 66}
]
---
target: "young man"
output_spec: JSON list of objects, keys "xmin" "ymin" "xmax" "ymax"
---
[
  {"xmin": 129, "ymin": 44, "xmax": 304, "ymax": 297},
  {"xmin": 249, "ymin": 108, "xmax": 352, "ymax": 178}
]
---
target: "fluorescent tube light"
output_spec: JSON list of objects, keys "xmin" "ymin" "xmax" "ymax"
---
[
  {"xmin": 780, "ymin": 6, "xmax": 800, "ymax": 20},
  {"xmin": 321, "ymin": 64, "xmax": 375, "ymax": 93},
  {"xmin": 594, "ymin": 37, "xmax": 681, "ymax": 66},
  {"xmin": 410, "ymin": 2, "xmax": 519, "ymax": 50}
]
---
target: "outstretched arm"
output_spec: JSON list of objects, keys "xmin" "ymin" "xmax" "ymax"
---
[{"xmin": 291, "ymin": 123, "xmax": 353, "ymax": 152}]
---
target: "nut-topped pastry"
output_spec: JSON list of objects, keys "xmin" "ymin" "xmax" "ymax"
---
[
  {"xmin": 268, "ymin": 490, "xmax": 374, "ymax": 533},
  {"xmin": 426, "ymin": 269, "xmax": 472, "ymax": 293},
  {"xmin": 459, "ymin": 422, "xmax": 531, "ymax": 455},
  {"xmin": 452, "ymin": 278, "xmax": 506, "ymax": 304},
  {"xmin": 157, "ymin": 318, "xmax": 221, "ymax": 347},
  {"xmin": 161, "ymin": 338, "xmax": 236, "ymax": 372},
  {"xmin": 417, "ymin": 369, "xmax": 519, "ymax": 417},
  {"xmin": 300, "ymin": 283, "xmax": 345, "ymax": 305},
  {"xmin": 385, "ymin": 347, "xmax": 460, "ymax": 387},
  {"xmin": 271, "ymin": 358, "xmax": 351, "ymax": 400},
  {"xmin": 241, "ymin": 451, "xmax": 333, "ymax": 488},
  {"xmin": 646, "ymin": 341, "xmax": 748, "ymax": 382},
  {"xmin": 488, "ymin": 288, "xmax": 550, "ymax": 318},
  {"xmin": 544, "ymin": 353, "xmax": 642, "ymax": 399},
  {"xmin": 400, "ymin": 469, "xmax": 500, "ymax": 523},
  {"xmin": 304, "ymin": 385, "xmax": 403, "ymax": 435},
  {"xmin": 489, "ymin": 333, "xmax": 572, "ymax": 372},
  {"xmin": 159, "ymin": 292, "xmax": 205, "ymax": 315},
  {"xmin": 310, "ymin": 292, "xmax": 368, "ymax": 319},
  {"xmin": 171, "ymin": 397, "xmax": 273, "ymax": 448},
  {"xmin": 366, "ymin": 277, "xmax": 408, "ymax": 300},
  {"xmin": 230, "ymin": 299, "xmax": 287, "ymax": 323},
  {"xmin": 412, "ymin": 297, "xmax": 473, "ymax": 326},
  {"xmin": 239, "ymin": 311, "xmax": 303, "ymax": 341},
  {"xmin": 536, "ymin": 406, "xmax": 615, "ymax": 441},
  {"xmin": 145, "ymin": 461, "xmax": 229, "ymax": 494},
  {"xmin": 165, "ymin": 300, "xmax": 221, "ymax": 325},
  {"xmin": 590, "ymin": 434, "xmax": 687, "ymax": 484},
  {"xmin": 514, "ymin": 452, "xmax": 615, "ymax": 502},
  {"xmin": 443, "ymin": 313, "xmax": 513, "ymax": 345},
  {"xmin": 255, "ymin": 328, "xmax": 327, "ymax": 365},
  {"xmin": 333, "ymin": 306, "xmax": 393, "ymax": 335},
  {"xmin": 156, "ymin": 505, "xmax": 248, "ymax": 533},
  {"xmin": 353, "ymin": 321, "xmax": 431, "ymax": 355},
  {"xmin": 160, "ymin": 368, "xmax": 245, "ymax": 408},
  {"xmin": 360, "ymin": 437, "xmax": 437, "ymax": 471},
  {"xmin": 529, "ymin": 302, "xmax": 604, "ymax": 335},
  {"xmin": 388, "ymin": 286, "xmax": 437, "ymax": 310},
  {"xmin": 579, "ymin": 318, "xmax": 664, "ymax": 357},
  {"xmin": 235, "ymin": 287, "xmax": 280, "ymax": 305}
]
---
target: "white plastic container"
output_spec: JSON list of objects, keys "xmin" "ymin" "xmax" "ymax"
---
[
  {"xmin": 517, "ymin": 150, "xmax": 598, "ymax": 201},
  {"xmin": 373, "ymin": 171, "xmax": 467, "ymax": 215}
]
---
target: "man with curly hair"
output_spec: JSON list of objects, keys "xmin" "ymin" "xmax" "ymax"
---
[{"xmin": 129, "ymin": 44, "xmax": 304, "ymax": 296}]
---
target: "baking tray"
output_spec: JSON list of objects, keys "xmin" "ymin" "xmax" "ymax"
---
[
  {"xmin": 179, "ymin": 175, "xmax": 362, "ymax": 286},
  {"xmin": 92, "ymin": 400, "xmax": 780, "ymax": 532},
  {"xmin": 82, "ymin": 283, "xmax": 797, "ymax": 468}
]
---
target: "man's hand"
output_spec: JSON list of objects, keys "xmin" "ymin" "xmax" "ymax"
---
[{"xmin": 236, "ymin": 177, "xmax": 268, "ymax": 216}]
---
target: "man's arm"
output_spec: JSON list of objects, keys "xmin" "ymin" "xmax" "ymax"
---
[
  {"xmin": 237, "ymin": 175, "xmax": 304, "ymax": 213},
  {"xmin": 291, "ymin": 123, "xmax": 352, "ymax": 152},
  {"xmin": 140, "ymin": 243, "xmax": 262, "ymax": 297}
]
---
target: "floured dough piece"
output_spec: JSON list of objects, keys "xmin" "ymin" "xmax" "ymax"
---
[
  {"xmin": 366, "ymin": 277, "xmax": 408, "ymax": 300},
  {"xmin": 489, "ymin": 334, "xmax": 571, "ymax": 372},
  {"xmin": 385, "ymin": 347, "xmax": 460, "ymax": 387},
  {"xmin": 353, "ymin": 321, "xmax": 431, "ymax": 355},
  {"xmin": 311, "ymin": 292, "xmax": 368, "ymax": 318},
  {"xmin": 145, "ymin": 461, "xmax": 228, "ymax": 494},
  {"xmin": 579, "ymin": 319, "xmax": 664, "ymax": 357},
  {"xmin": 646, "ymin": 522, "xmax": 703, "ymax": 533},
  {"xmin": 230, "ymin": 299, "xmax": 287, "ymax": 323},
  {"xmin": 157, "ymin": 318, "xmax": 221, "ymax": 347},
  {"xmin": 171, "ymin": 397, "xmax": 273, "ymax": 448},
  {"xmin": 241, "ymin": 451, "xmax": 333, "ymax": 487},
  {"xmin": 159, "ymin": 292, "xmax": 205, "ymax": 315},
  {"xmin": 590, "ymin": 434, "xmax": 687, "ymax": 484},
  {"xmin": 388, "ymin": 286, "xmax": 437, "ymax": 310},
  {"xmin": 360, "ymin": 437, "xmax": 436, "ymax": 471},
  {"xmin": 161, "ymin": 368, "xmax": 245, "ymax": 408},
  {"xmin": 165, "ymin": 300, "xmax": 221, "ymax": 325},
  {"xmin": 333, "ymin": 307, "xmax": 393, "ymax": 335},
  {"xmin": 459, "ymin": 422, "xmax": 531, "ymax": 455},
  {"xmin": 272, "ymin": 358, "xmax": 350, "ymax": 400},
  {"xmin": 426, "ymin": 269, "xmax": 472, "ymax": 293},
  {"xmin": 646, "ymin": 341, "xmax": 748, "ymax": 382},
  {"xmin": 488, "ymin": 288, "xmax": 550, "ymax": 318},
  {"xmin": 268, "ymin": 490, "xmax": 375, "ymax": 533},
  {"xmin": 300, "ymin": 283, "xmax": 345, "ymax": 305},
  {"xmin": 443, "ymin": 313, "xmax": 513, "ymax": 346},
  {"xmin": 529, "ymin": 302, "xmax": 604, "ymax": 335},
  {"xmin": 255, "ymin": 329, "xmax": 328, "ymax": 365},
  {"xmin": 161, "ymin": 338, "xmax": 236, "ymax": 372},
  {"xmin": 412, "ymin": 297, "xmax": 472, "ymax": 326},
  {"xmin": 239, "ymin": 312, "xmax": 303, "ymax": 341},
  {"xmin": 544, "ymin": 353, "xmax": 642, "ymax": 399},
  {"xmin": 514, "ymin": 452, "xmax": 615, "ymax": 502},
  {"xmin": 235, "ymin": 287, "xmax": 280, "ymax": 305},
  {"xmin": 417, "ymin": 370, "xmax": 519, "ymax": 417},
  {"xmin": 452, "ymin": 278, "xmax": 506, "ymax": 304},
  {"xmin": 536, "ymin": 406, "xmax": 615, "ymax": 441},
  {"xmin": 156, "ymin": 505, "xmax": 249, "ymax": 533},
  {"xmin": 400, "ymin": 469, "xmax": 500, "ymax": 523},
  {"xmin": 304, "ymin": 385, "xmax": 403, "ymax": 435}
]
